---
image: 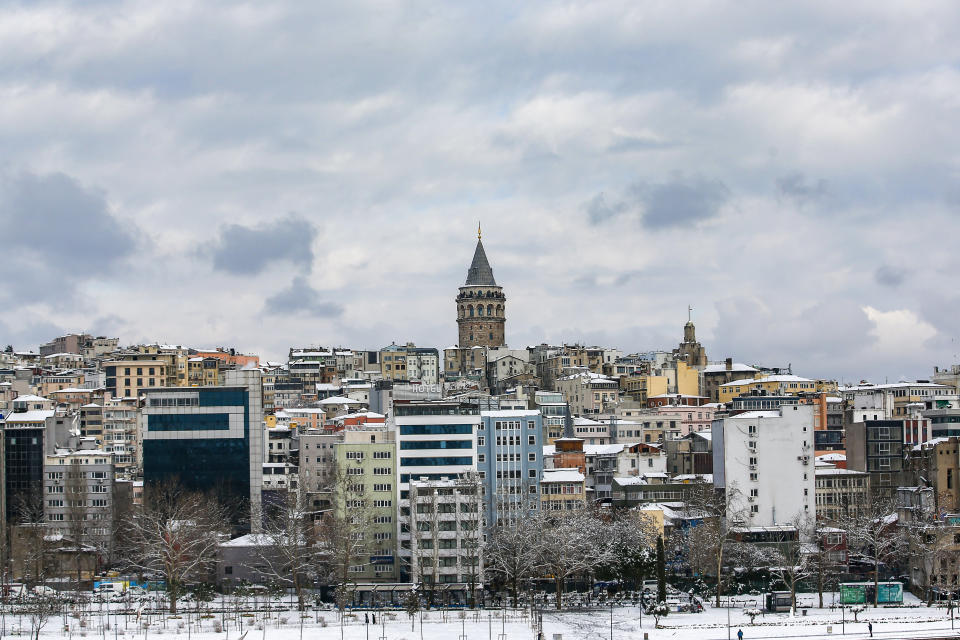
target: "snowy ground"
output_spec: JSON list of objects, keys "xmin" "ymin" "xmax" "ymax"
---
[{"xmin": 6, "ymin": 593, "xmax": 960, "ymax": 639}]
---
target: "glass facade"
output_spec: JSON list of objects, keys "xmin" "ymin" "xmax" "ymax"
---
[
  {"xmin": 146, "ymin": 413, "xmax": 230, "ymax": 431},
  {"xmin": 399, "ymin": 424, "xmax": 474, "ymax": 435},
  {"xmin": 142, "ymin": 386, "xmax": 253, "ymax": 531},
  {"xmin": 400, "ymin": 440, "xmax": 472, "ymax": 450}
]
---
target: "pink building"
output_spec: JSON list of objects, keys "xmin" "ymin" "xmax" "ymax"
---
[{"xmin": 655, "ymin": 403, "xmax": 717, "ymax": 437}]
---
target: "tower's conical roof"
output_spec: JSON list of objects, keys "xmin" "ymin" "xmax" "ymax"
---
[{"xmin": 464, "ymin": 239, "xmax": 497, "ymax": 286}]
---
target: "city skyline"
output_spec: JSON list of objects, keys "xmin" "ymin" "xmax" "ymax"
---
[{"xmin": 1, "ymin": 2, "xmax": 958, "ymax": 381}]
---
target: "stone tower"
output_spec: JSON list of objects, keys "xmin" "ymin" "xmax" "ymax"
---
[
  {"xmin": 456, "ymin": 228, "xmax": 506, "ymax": 348},
  {"xmin": 675, "ymin": 307, "xmax": 708, "ymax": 367}
]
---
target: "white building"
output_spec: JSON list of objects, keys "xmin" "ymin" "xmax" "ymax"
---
[{"xmin": 713, "ymin": 404, "xmax": 816, "ymax": 534}]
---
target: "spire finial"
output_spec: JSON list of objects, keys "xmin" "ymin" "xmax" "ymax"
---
[
  {"xmin": 688, "ymin": 305, "xmax": 693, "ymax": 322},
  {"xmin": 478, "ymin": 221, "xmax": 482, "ymax": 240}
]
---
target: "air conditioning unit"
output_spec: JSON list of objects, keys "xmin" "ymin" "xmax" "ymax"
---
[
  {"xmin": 749, "ymin": 464, "xmax": 757, "ymax": 470},
  {"xmin": 748, "ymin": 497, "xmax": 755, "ymax": 502},
  {"xmin": 801, "ymin": 456, "xmax": 810, "ymax": 464}
]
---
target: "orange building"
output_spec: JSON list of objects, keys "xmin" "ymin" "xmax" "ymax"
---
[
  {"xmin": 552, "ymin": 437, "xmax": 586, "ymax": 473},
  {"xmin": 192, "ymin": 349, "xmax": 260, "ymax": 368}
]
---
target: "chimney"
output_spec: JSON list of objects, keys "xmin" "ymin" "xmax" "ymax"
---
[{"xmin": 725, "ymin": 357, "xmax": 733, "ymax": 371}]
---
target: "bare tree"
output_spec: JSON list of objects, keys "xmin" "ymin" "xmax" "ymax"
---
[
  {"xmin": 119, "ymin": 481, "xmax": 228, "ymax": 613},
  {"xmin": 484, "ymin": 502, "xmax": 541, "ymax": 607},
  {"xmin": 252, "ymin": 467, "xmax": 318, "ymax": 610},
  {"xmin": 28, "ymin": 594, "xmax": 60, "ymax": 640},
  {"xmin": 840, "ymin": 495, "xmax": 909, "ymax": 607},
  {"xmin": 64, "ymin": 460, "xmax": 94, "ymax": 596},
  {"xmin": 535, "ymin": 507, "xmax": 612, "ymax": 609},
  {"xmin": 456, "ymin": 472, "xmax": 485, "ymax": 608},
  {"xmin": 13, "ymin": 489, "xmax": 50, "ymax": 588},
  {"xmin": 316, "ymin": 464, "xmax": 376, "ymax": 610},
  {"xmin": 901, "ymin": 491, "xmax": 960, "ymax": 605},
  {"xmin": 684, "ymin": 479, "xmax": 747, "ymax": 607},
  {"xmin": 765, "ymin": 515, "xmax": 817, "ymax": 614}
]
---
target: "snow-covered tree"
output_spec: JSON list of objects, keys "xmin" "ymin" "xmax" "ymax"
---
[
  {"xmin": 683, "ymin": 479, "xmax": 747, "ymax": 607},
  {"xmin": 535, "ymin": 508, "xmax": 613, "ymax": 609},
  {"xmin": 840, "ymin": 495, "xmax": 909, "ymax": 606},
  {"xmin": 484, "ymin": 499, "xmax": 542, "ymax": 607},
  {"xmin": 251, "ymin": 467, "xmax": 318, "ymax": 610},
  {"xmin": 764, "ymin": 515, "xmax": 817, "ymax": 614},
  {"xmin": 118, "ymin": 481, "xmax": 228, "ymax": 613},
  {"xmin": 316, "ymin": 463, "xmax": 377, "ymax": 611},
  {"xmin": 596, "ymin": 509, "xmax": 658, "ymax": 591}
]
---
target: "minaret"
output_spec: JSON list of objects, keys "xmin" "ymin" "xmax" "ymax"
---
[{"xmin": 456, "ymin": 225, "xmax": 506, "ymax": 348}]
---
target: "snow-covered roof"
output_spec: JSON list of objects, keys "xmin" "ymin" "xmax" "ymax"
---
[
  {"xmin": 816, "ymin": 467, "xmax": 867, "ymax": 476},
  {"xmin": 703, "ymin": 362, "xmax": 758, "ymax": 374},
  {"xmin": 316, "ymin": 383, "xmax": 341, "ymax": 391},
  {"xmin": 14, "ymin": 394, "xmax": 49, "ymax": 402},
  {"xmin": 318, "ymin": 395, "xmax": 363, "ymax": 405},
  {"xmin": 673, "ymin": 474, "xmax": 713, "ymax": 483},
  {"xmin": 541, "ymin": 469, "xmax": 585, "ymax": 483},
  {"xmin": 4, "ymin": 410, "xmax": 55, "ymax": 423},
  {"xmin": 913, "ymin": 437, "xmax": 950, "ymax": 451},
  {"xmin": 840, "ymin": 382, "xmax": 951, "ymax": 392},
  {"xmin": 331, "ymin": 411, "xmax": 386, "ymax": 422},
  {"xmin": 220, "ymin": 534, "xmax": 279, "ymax": 548},
  {"xmin": 816, "ymin": 453, "xmax": 846, "ymax": 462},
  {"xmin": 49, "ymin": 387, "xmax": 92, "ymax": 394},
  {"xmin": 481, "ymin": 409, "xmax": 541, "ymax": 418},
  {"xmin": 613, "ymin": 476, "xmax": 647, "ymax": 486},
  {"xmin": 542, "ymin": 445, "xmax": 556, "ymax": 456},
  {"xmin": 728, "ymin": 410, "xmax": 782, "ymax": 419},
  {"xmin": 721, "ymin": 374, "xmax": 813, "ymax": 387}
]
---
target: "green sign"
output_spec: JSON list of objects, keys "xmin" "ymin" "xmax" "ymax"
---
[{"xmin": 840, "ymin": 584, "xmax": 865, "ymax": 604}]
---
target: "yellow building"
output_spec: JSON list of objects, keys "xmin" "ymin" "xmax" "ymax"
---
[
  {"xmin": 540, "ymin": 468, "xmax": 586, "ymax": 511},
  {"xmin": 104, "ymin": 360, "xmax": 167, "ymax": 398},
  {"xmin": 622, "ymin": 375, "xmax": 668, "ymax": 404},
  {"xmin": 718, "ymin": 374, "xmax": 818, "ymax": 404},
  {"xmin": 675, "ymin": 361, "xmax": 700, "ymax": 397}
]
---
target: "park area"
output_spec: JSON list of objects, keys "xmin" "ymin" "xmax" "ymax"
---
[{"xmin": 3, "ymin": 590, "xmax": 960, "ymax": 640}]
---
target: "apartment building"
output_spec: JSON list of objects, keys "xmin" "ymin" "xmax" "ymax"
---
[
  {"xmin": 104, "ymin": 359, "xmax": 167, "ymax": 398},
  {"xmin": 815, "ymin": 466, "xmax": 870, "ymax": 525},
  {"xmin": 402, "ymin": 476, "xmax": 484, "ymax": 605},
  {"xmin": 43, "ymin": 448, "xmax": 128, "ymax": 568},
  {"xmin": 334, "ymin": 428, "xmax": 399, "ymax": 582},
  {"xmin": 476, "ymin": 409, "xmax": 543, "ymax": 525},
  {"xmin": 713, "ymin": 404, "xmax": 817, "ymax": 533}
]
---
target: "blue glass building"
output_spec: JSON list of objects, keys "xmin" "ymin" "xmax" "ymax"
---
[{"xmin": 140, "ymin": 369, "xmax": 263, "ymax": 532}]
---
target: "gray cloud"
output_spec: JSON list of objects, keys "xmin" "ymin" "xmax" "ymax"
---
[
  {"xmin": 874, "ymin": 264, "xmax": 906, "ymax": 287},
  {"xmin": 585, "ymin": 193, "xmax": 627, "ymax": 225},
  {"xmin": 264, "ymin": 276, "xmax": 343, "ymax": 318},
  {"xmin": 587, "ymin": 175, "xmax": 730, "ymax": 229},
  {"xmin": 0, "ymin": 171, "xmax": 139, "ymax": 305},
  {"xmin": 777, "ymin": 172, "xmax": 828, "ymax": 206},
  {"xmin": 634, "ymin": 175, "xmax": 730, "ymax": 230},
  {"xmin": 209, "ymin": 214, "xmax": 316, "ymax": 275}
]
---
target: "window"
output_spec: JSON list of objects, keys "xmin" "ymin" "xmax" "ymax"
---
[
  {"xmin": 528, "ymin": 453, "xmax": 536, "ymax": 462},
  {"xmin": 528, "ymin": 435, "xmax": 536, "ymax": 445}
]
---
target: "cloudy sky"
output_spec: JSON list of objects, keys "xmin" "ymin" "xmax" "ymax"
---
[{"xmin": 2, "ymin": 1, "xmax": 958, "ymax": 383}]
